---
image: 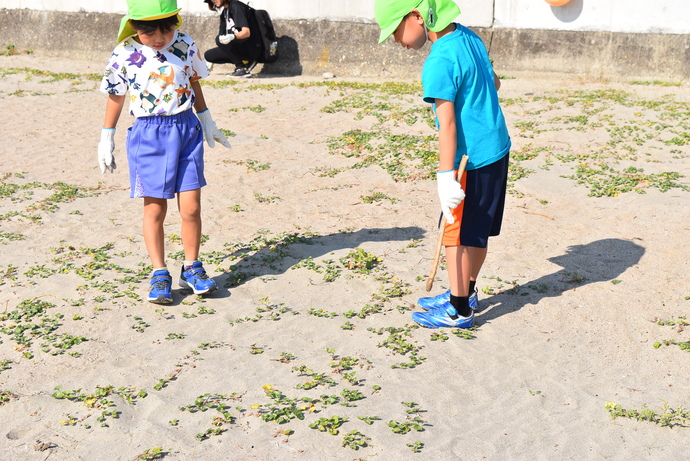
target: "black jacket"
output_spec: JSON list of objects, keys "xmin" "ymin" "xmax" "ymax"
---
[{"xmin": 219, "ymin": 1, "xmax": 262, "ymax": 49}]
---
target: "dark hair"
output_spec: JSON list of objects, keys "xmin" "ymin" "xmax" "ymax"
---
[
  {"xmin": 205, "ymin": 0, "xmax": 230, "ymax": 12},
  {"xmin": 130, "ymin": 15, "xmax": 179, "ymax": 35}
]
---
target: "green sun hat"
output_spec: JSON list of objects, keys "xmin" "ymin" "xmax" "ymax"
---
[
  {"xmin": 117, "ymin": 0, "xmax": 183, "ymax": 42},
  {"xmin": 374, "ymin": 0, "xmax": 461, "ymax": 43}
]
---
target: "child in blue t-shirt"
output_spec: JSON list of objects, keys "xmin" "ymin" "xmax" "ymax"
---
[
  {"xmin": 98, "ymin": 0, "xmax": 231, "ymax": 304},
  {"xmin": 375, "ymin": 0, "xmax": 511, "ymax": 328}
]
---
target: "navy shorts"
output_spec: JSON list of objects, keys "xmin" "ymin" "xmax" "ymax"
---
[
  {"xmin": 127, "ymin": 110, "xmax": 206, "ymax": 199},
  {"xmin": 443, "ymin": 153, "xmax": 510, "ymax": 248}
]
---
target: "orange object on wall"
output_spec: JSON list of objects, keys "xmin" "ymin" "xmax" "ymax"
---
[{"xmin": 545, "ymin": 0, "xmax": 572, "ymax": 5}]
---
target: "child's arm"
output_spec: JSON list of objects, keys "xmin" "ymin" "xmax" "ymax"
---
[
  {"xmin": 192, "ymin": 81, "xmax": 231, "ymax": 148},
  {"xmin": 435, "ymin": 99, "xmax": 465, "ymax": 224},
  {"xmin": 233, "ymin": 27, "xmax": 250, "ymax": 40},
  {"xmin": 494, "ymin": 71, "xmax": 501, "ymax": 91},
  {"xmin": 103, "ymin": 94, "xmax": 126, "ymax": 128},
  {"xmin": 98, "ymin": 94, "xmax": 125, "ymax": 174},
  {"xmin": 191, "ymin": 81, "xmax": 208, "ymax": 113},
  {"xmin": 436, "ymin": 99, "xmax": 457, "ymax": 171}
]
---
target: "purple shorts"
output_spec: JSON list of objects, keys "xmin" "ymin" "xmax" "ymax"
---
[{"xmin": 127, "ymin": 110, "xmax": 206, "ymax": 199}]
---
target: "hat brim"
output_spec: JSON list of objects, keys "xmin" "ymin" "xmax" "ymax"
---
[
  {"xmin": 378, "ymin": 17, "xmax": 404, "ymax": 43},
  {"xmin": 117, "ymin": 9, "xmax": 182, "ymax": 43}
]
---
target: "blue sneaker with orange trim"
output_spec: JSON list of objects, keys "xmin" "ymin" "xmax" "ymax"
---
[
  {"xmin": 411, "ymin": 303, "xmax": 475, "ymax": 329},
  {"xmin": 148, "ymin": 270, "xmax": 173, "ymax": 304},
  {"xmin": 418, "ymin": 290, "xmax": 478, "ymax": 311},
  {"xmin": 179, "ymin": 262, "xmax": 218, "ymax": 295}
]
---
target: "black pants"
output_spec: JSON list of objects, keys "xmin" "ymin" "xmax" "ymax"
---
[{"xmin": 204, "ymin": 36, "xmax": 261, "ymax": 68}]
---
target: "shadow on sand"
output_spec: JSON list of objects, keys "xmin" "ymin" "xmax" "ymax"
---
[
  {"xmin": 477, "ymin": 238, "xmax": 645, "ymax": 322},
  {"xmin": 174, "ymin": 226, "xmax": 427, "ymax": 303}
]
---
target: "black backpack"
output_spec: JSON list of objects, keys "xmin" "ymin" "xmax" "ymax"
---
[{"xmin": 246, "ymin": 4, "xmax": 279, "ymax": 63}]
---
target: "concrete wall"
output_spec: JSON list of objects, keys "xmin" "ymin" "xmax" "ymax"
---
[
  {"xmin": 3, "ymin": 0, "xmax": 689, "ymax": 33},
  {"xmin": 494, "ymin": 0, "xmax": 690, "ymax": 34},
  {"xmin": 1, "ymin": 1, "xmax": 689, "ymax": 81}
]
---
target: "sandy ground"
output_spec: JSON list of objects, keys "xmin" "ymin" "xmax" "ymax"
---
[{"xmin": 0, "ymin": 52, "xmax": 689, "ymax": 460}]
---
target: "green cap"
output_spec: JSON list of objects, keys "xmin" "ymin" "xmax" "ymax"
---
[
  {"xmin": 117, "ymin": 0, "xmax": 183, "ymax": 42},
  {"xmin": 374, "ymin": 0, "xmax": 461, "ymax": 43}
]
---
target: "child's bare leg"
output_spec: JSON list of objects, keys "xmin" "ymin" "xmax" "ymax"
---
[
  {"xmin": 177, "ymin": 189, "xmax": 201, "ymax": 262},
  {"xmin": 446, "ymin": 245, "xmax": 470, "ymax": 297},
  {"xmin": 143, "ymin": 197, "xmax": 168, "ymax": 268},
  {"xmin": 467, "ymin": 245, "xmax": 488, "ymax": 283},
  {"xmin": 176, "ymin": 189, "xmax": 217, "ymax": 294},
  {"xmin": 447, "ymin": 245, "xmax": 488, "ymax": 295}
]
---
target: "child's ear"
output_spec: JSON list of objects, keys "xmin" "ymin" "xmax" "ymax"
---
[{"xmin": 410, "ymin": 9, "xmax": 425, "ymax": 24}]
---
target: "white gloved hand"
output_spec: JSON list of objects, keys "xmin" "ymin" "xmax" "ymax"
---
[
  {"xmin": 197, "ymin": 109, "xmax": 232, "ymax": 149},
  {"xmin": 437, "ymin": 170, "xmax": 465, "ymax": 224},
  {"xmin": 219, "ymin": 34, "xmax": 235, "ymax": 45},
  {"xmin": 98, "ymin": 128, "xmax": 117, "ymax": 174}
]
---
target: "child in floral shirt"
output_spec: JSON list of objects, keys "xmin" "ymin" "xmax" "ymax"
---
[{"xmin": 98, "ymin": 0, "xmax": 231, "ymax": 304}]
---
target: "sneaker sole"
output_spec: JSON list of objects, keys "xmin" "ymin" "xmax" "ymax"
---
[
  {"xmin": 412, "ymin": 314, "xmax": 475, "ymax": 329},
  {"xmin": 148, "ymin": 295, "xmax": 172, "ymax": 304},
  {"xmin": 179, "ymin": 278, "xmax": 218, "ymax": 295}
]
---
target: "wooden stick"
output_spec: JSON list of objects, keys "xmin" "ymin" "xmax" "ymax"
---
[{"xmin": 425, "ymin": 155, "xmax": 469, "ymax": 292}]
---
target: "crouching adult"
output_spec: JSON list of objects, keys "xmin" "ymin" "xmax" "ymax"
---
[{"xmin": 204, "ymin": 0, "xmax": 262, "ymax": 77}]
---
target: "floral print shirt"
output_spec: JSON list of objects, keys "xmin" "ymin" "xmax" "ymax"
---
[{"xmin": 100, "ymin": 31, "xmax": 209, "ymax": 118}]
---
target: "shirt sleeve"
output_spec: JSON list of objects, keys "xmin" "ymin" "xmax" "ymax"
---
[
  {"xmin": 187, "ymin": 37, "xmax": 210, "ymax": 83},
  {"xmin": 99, "ymin": 46, "xmax": 129, "ymax": 95},
  {"xmin": 230, "ymin": 2, "xmax": 251, "ymax": 30},
  {"xmin": 422, "ymin": 54, "xmax": 459, "ymax": 104}
]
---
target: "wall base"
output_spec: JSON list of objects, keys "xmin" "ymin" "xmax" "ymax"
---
[{"xmin": 1, "ymin": 9, "xmax": 688, "ymax": 81}]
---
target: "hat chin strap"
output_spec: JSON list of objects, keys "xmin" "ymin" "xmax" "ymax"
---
[{"xmin": 424, "ymin": 23, "xmax": 429, "ymax": 43}]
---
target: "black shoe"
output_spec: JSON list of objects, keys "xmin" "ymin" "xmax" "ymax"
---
[{"xmin": 229, "ymin": 67, "xmax": 251, "ymax": 78}]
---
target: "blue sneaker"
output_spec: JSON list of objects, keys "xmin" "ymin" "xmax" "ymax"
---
[
  {"xmin": 411, "ymin": 303, "xmax": 475, "ymax": 329},
  {"xmin": 469, "ymin": 290, "xmax": 478, "ymax": 311},
  {"xmin": 418, "ymin": 290, "xmax": 450, "ymax": 310},
  {"xmin": 148, "ymin": 270, "xmax": 173, "ymax": 304},
  {"xmin": 179, "ymin": 262, "xmax": 218, "ymax": 295},
  {"xmin": 419, "ymin": 290, "xmax": 478, "ymax": 311}
]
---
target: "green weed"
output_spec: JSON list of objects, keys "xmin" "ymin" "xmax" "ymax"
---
[
  {"xmin": 0, "ymin": 45, "xmax": 33, "ymax": 56},
  {"xmin": 225, "ymin": 158, "xmax": 271, "ymax": 172},
  {"xmin": 327, "ymin": 130, "xmax": 437, "ymax": 181},
  {"xmin": 0, "ymin": 390, "xmax": 17, "ymax": 406},
  {"xmin": 255, "ymin": 385, "xmax": 305, "ymax": 424},
  {"xmin": 606, "ymin": 401, "xmax": 690, "ymax": 427},
  {"xmin": 309, "ymin": 415, "xmax": 348, "ymax": 435},
  {"xmin": 368, "ymin": 325, "xmax": 426, "ymax": 369},
  {"xmin": 407, "ymin": 441, "xmax": 424, "ymax": 453},
  {"xmin": 653, "ymin": 339, "xmax": 690, "ymax": 352},
  {"xmin": 340, "ymin": 248, "xmax": 381, "ymax": 274},
  {"xmin": 360, "ymin": 191, "xmax": 398, "ymax": 204},
  {"xmin": 358, "ymin": 415, "xmax": 381, "ymax": 425},
  {"xmin": 136, "ymin": 447, "xmax": 166, "ymax": 460},
  {"xmin": 342, "ymin": 430, "xmax": 370, "ymax": 450}
]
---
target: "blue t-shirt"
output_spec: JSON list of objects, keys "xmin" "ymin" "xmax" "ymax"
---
[{"xmin": 422, "ymin": 24, "xmax": 511, "ymax": 170}]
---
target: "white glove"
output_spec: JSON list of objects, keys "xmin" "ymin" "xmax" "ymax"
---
[
  {"xmin": 197, "ymin": 109, "xmax": 232, "ymax": 149},
  {"xmin": 219, "ymin": 34, "xmax": 235, "ymax": 45},
  {"xmin": 437, "ymin": 170, "xmax": 465, "ymax": 224},
  {"xmin": 98, "ymin": 128, "xmax": 117, "ymax": 174}
]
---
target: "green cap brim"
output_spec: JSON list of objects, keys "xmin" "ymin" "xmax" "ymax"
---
[
  {"xmin": 378, "ymin": 16, "xmax": 404, "ymax": 43},
  {"xmin": 375, "ymin": 0, "xmax": 462, "ymax": 44},
  {"xmin": 117, "ymin": 9, "xmax": 182, "ymax": 43}
]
